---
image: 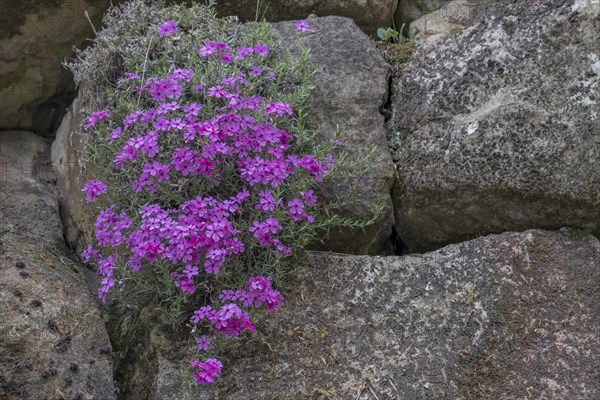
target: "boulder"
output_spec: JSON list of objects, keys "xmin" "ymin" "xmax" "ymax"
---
[
  {"xmin": 394, "ymin": 0, "xmax": 446, "ymax": 27},
  {"xmin": 51, "ymin": 94, "xmax": 96, "ymax": 252},
  {"xmin": 389, "ymin": 0, "xmax": 600, "ymax": 251},
  {"xmin": 0, "ymin": 0, "xmax": 119, "ymax": 135},
  {"xmin": 408, "ymin": 0, "xmax": 479, "ymax": 48},
  {"xmin": 0, "ymin": 131, "xmax": 116, "ymax": 399},
  {"xmin": 214, "ymin": 0, "xmax": 399, "ymax": 35},
  {"xmin": 111, "ymin": 229, "xmax": 600, "ymax": 399},
  {"xmin": 274, "ymin": 16, "xmax": 396, "ymax": 254}
]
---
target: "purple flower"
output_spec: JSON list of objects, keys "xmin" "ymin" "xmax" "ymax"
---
[
  {"xmin": 248, "ymin": 217, "xmax": 282, "ymax": 246},
  {"xmin": 184, "ymin": 102, "xmax": 202, "ymax": 116},
  {"xmin": 124, "ymin": 72, "xmax": 140, "ymax": 80},
  {"xmin": 192, "ymin": 306, "xmax": 214, "ymax": 324},
  {"xmin": 295, "ymin": 20, "xmax": 315, "ymax": 33},
  {"xmin": 250, "ymin": 66, "xmax": 262, "ymax": 77},
  {"xmin": 287, "ymin": 198, "xmax": 304, "ymax": 221},
  {"xmin": 143, "ymin": 161, "xmax": 170, "ymax": 183},
  {"xmin": 191, "ymin": 358, "xmax": 222, "ymax": 385},
  {"xmin": 171, "ymin": 147, "xmax": 198, "ymax": 176},
  {"xmin": 300, "ymin": 155, "xmax": 328, "ymax": 181},
  {"xmin": 300, "ymin": 189, "xmax": 317, "ymax": 206},
  {"xmin": 141, "ymin": 109, "xmax": 156, "ymax": 124},
  {"xmin": 157, "ymin": 20, "xmax": 178, "ymax": 37},
  {"xmin": 81, "ymin": 244, "xmax": 100, "ymax": 263},
  {"xmin": 196, "ymin": 336, "xmax": 211, "ymax": 351},
  {"xmin": 207, "ymin": 85, "xmax": 228, "ymax": 98},
  {"xmin": 108, "ymin": 127, "xmax": 122, "ymax": 144},
  {"xmin": 169, "ymin": 68, "xmax": 194, "ymax": 82},
  {"xmin": 254, "ymin": 43, "xmax": 269, "ymax": 56},
  {"xmin": 99, "ymin": 276, "xmax": 114, "ymax": 303},
  {"xmin": 236, "ymin": 46, "xmax": 254, "ymax": 60},
  {"xmin": 175, "ymin": 277, "xmax": 196, "ymax": 294},
  {"xmin": 221, "ymin": 53, "xmax": 234, "ymax": 64},
  {"xmin": 255, "ymin": 190, "xmax": 276, "ymax": 212},
  {"xmin": 123, "ymin": 111, "xmax": 142, "ymax": 130},
  {"xmin": 199, "ymin": 41, "xmax": 231, "ymax": 57},
  {"xmin": 84, "ymin": 109, "xmax": 109, "ymax": 131},
  {"xmin": 265, "ymin": 101, "xmax": 293, "ymax": 116},
  {"xmin": 139, "ymin": 131, "xmax": 160, "ymax": 157},
  {"xmin": 184, "ymin": 265, "xmax": 199, "ymax": 279},
  {"xmin": 82, "ymin": 180, "xmax": 107, "ymax": 203},
  {"xmin": 326, "ymin": 153, "xmax": 335, "ymax": 167},
  {"xmin": 264, "ymin": 217, "xmax": 282, "ymax": 234}
]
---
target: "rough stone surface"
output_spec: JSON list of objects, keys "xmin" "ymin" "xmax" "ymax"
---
[
  {"xmin": 274, "ymin": 17, "xmax": 396, "ymax": 254},
  {"xmin": 394, "ymin": 0, "xmax": 446, "ymax": 26},
  {"xmin": 214, "ymin": 0, "xmax": 398, "ymax": 35},
  {"xmin": 389, "ymin": 0, "xmax": 600, "ymax": 251},
  {"xmin": 0, "ymin": 131, "xmax": 116, "ymax": 399},
  {"xmin": 0, "ymin": 0, "xmax": 120, "ymax": 134},
  {"xmin": 408, "ymin": 0, "xmax": 481, "ymax": 48},
  {"xmin": 51, "ymin": 94, "xmax": 96, "ymax": 253},
  {"xmin": 110, "ymin": 229, "xmax": 600, "ymax": 399}
]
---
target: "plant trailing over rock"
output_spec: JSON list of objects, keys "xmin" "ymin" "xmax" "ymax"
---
[{"xmin": 66, "ymin": 0, "xmax": 376, "ymax": 386}]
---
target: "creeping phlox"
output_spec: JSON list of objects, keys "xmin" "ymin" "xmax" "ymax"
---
[{"xmin": 81, "ymin": 19, "xmax": 327, "ymax": 384}]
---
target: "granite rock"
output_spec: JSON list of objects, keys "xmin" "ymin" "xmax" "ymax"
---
[
  {"xmin": 0, "ymin": 131, "xmax": 116, "ymax": 400},
  {"xmin": 389, "ymin": 0, "xmax": 600, "ymax": 251}
]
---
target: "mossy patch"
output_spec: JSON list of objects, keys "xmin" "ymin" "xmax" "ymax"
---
[{"xmin": 380, "ymin": 41, "xmax": 415, "ymax": 77}]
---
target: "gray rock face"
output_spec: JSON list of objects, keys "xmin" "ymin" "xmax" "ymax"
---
[
  {"xmin": 0, "ymin": 131, "xmax": 116, "ymax": 399},
  {"xmin": 389, "ymin": 0, "xmax": 600, "ymax": 251},
  {"xmin": 112, "ymin": 229, "xmax": 600, "ymax": 399},
  {"xmin": 0, "ymin": 0, "xmax": 119, "ymax": 134},
  {"xmin": 214, "ymin": 0, "xmax": 399, "ymax": 35},
  {"xmin": 394, "ymin": 0, "xmax": 446, "ymax": 26},
  {"xmin": 274, "ymin": 16, "xmax": 396, "ymax": 254},
  {"xmin": 408, "ymin": 0, "xmax": 480, "ymax": 48},
  {"xmin": 51, "ymin": 95, "xmax": 96, "ymax": 252}
]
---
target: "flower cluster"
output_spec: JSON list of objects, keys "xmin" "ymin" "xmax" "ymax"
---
[
  {"xmin": 84, "ymin": 110, "xmax": 109, "ymax": 131},
  {"xmin": 190, "ymin": 358, "xmax": 222, "ymax": 385},
  {"xmin": 82, "ymin": 180, "xmax": 107, "ymax": 203},
  {"xmin": 157, "ymin": 20, "xmax": 178, "ymax": 37},
  {"xmin": 219, "ymin": 275, "xmax": 284, "ymax": 312},
  {"xmin": 80, "ymin": 13, "xmax": 332, "ymax": 386}
]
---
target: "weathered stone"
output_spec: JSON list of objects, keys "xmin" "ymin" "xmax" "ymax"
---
[
  {"xmin": 214, "ymin": 0, "xmax": 399, "ymax": 35},
  {"xmin": 0, "ymin": 131, "xmax": 116, "ymax": 399},
  {"xmin": 0, "ymin": 0, "xmax": 120, "ymax": 134},
  {"xmin": 109, "ymin": 229, "xmax": 600, "ymax": 399},
  {"xmin": 389, "ymin": 0, "xmax": 600, "ymax": 251},
  {"xmin": 274, "ymin": 16, "xmax": 396, "ymax": 254},
  {"xmin": 51, "ymin": 94, "xmax": 96, "ymax": 251},
  {"xmin": 394, "ymin": 0, "xmax": 446, "ymax": 27},
  {"xmin": 408, "ymin": 0, "xmax": 480, "ymax": 48}
]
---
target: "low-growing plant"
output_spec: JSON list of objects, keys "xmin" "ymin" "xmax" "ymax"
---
[
  {"xmin": 67, "ymin": 0, "xmax": 377, "ymax": 386},
  {"xmin": 377, "ymin": 23, "xmax": 408, "ymax": 44}
]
